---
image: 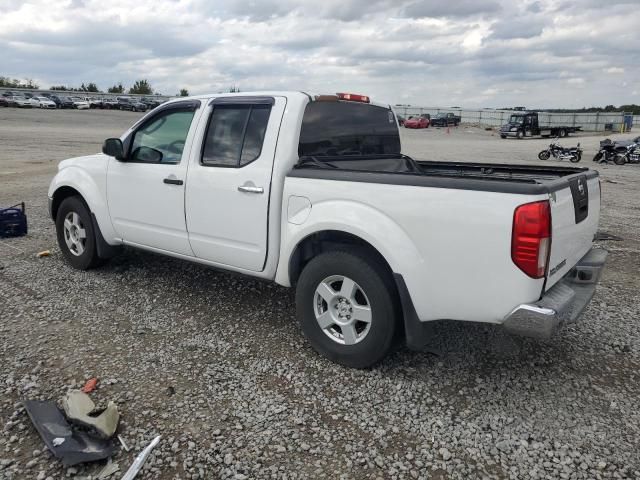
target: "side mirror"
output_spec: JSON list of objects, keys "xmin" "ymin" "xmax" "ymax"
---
[
  {"xmin": 102, "ymin": 138, "xmax": 124, "ymax": 160},
  {"xmin": 131, "ymin": 146, "xmax": 163, "ymax": 163}
]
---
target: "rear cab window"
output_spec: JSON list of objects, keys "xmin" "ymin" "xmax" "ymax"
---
[
  {"xmin": 299, "ymin": 101, "xmax": 401, "ymax": 157},
  {"xmin": 201, "ymin": 104, "xmax": 272, "ymax": 167}
]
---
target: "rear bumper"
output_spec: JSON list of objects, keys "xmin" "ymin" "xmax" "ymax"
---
[{"xmin": 502, "ymin": 247, "xmax": 608, "ymax": 339}]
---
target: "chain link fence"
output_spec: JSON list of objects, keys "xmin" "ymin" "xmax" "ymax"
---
[{"xmin": 393, "ymin": 107, "xmax": 632, "ymax": 132}]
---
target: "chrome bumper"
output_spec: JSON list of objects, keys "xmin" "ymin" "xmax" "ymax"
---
[{"xmin": 502, "ymin": 248, "xmax": 608, "ymax": 339}]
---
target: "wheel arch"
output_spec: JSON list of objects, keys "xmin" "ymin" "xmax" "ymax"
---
[
  {"xmin": 287, "ymin": 230, "xmax": 394, "ymax": 288},
  {"xmin": 50, "ymin": 185, "xmax": 83, "ymax": 221}
]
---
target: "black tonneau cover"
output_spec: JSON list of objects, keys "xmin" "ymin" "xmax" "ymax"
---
[{"xmin": 291, "ymin": 154, "xmax": 598, "ymax": 195}]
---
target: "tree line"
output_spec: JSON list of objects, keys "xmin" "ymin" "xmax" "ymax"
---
[{"xmin": 1, "ymin": 76, "xmax": 191, "ymax": 96}]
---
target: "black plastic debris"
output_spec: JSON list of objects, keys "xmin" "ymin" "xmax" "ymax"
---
[
  {"xmin": 23, "ymin": 400, "xmax": 114, "ymax": 466},
  {"xmin": 0, "ymin": 203, "xmax": 28, "ymax": 238}
]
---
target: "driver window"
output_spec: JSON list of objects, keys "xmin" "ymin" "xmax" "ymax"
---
[{"xmin": 130, "ymin": 110, "xmax": 196, "ymax": 164}]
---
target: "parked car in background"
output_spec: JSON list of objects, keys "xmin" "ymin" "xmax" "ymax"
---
[
  {"xmin": 47, "ymin": 95, "xmax": 63, "ymax": 108},
  {"xmin": 57, "ymin": 96, "xmax": 75, "ymax": 109},
  {"xmin": 404, "ymin": 114, "xmax": 430, "ymax": 129},
  {"xmin": 89, "ymin": 98, "xmax": 104, "ymax": 109},
  {"xmin": 33, "ymin": 96, "xmax": 57, "ymax": 109},
  {"xmin": 430, "ymin": 112, "xmax": 461, "ymax": 127},
  {"xmin": 117, "ymin": 96, "xmax": 148, "ymax": 112},
  {"xmin": 102, "ymin": 98, "xmax": 119, "ymax": 109},
  {"xmin": 70, "ymin": 97, "xmax": 90, "ymax": 110},
  {"xmin": 11, "ymin": 95, "xmax": 34, "ymax": 108},
  {"xmin": 0, "ymin": 96, "xmax": 8, "ymax": 107},
  {"xmin": 139, "ymin": 97, "xmax": 162, "ymax": 110}
]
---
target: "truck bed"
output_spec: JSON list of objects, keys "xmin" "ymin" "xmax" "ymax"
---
[{"xmin": 292, "ymin": 155, "xmax": 597, "ymax": 194}]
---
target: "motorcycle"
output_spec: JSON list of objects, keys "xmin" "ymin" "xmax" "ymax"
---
[
  {"xmin": 593, "ymin": 138, "xmax": 628, "ymax": 163},
  {"xmin": 538, "ymin": 141, "xmax": 582, "ymax": 163},
  {"xmin": 613, "ymin": 143, "xmax": 640, "ymax": 165}
]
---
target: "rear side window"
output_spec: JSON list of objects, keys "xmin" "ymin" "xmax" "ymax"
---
[
  {"xmin": 299, "ymin": 101, "xmax": 401, "ymax": 157},
  {"xmin": 202, "ymin": 105, "xmax": 271, "ymax": 167}
]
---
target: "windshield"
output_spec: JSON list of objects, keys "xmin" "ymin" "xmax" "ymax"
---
[
  {"xmin": 299, "ymin": 101, "xmax": 400, "ymax": 157},
  {"xmin": 509, "ymin": 115, "xmax": 525, "ymax": 124}
]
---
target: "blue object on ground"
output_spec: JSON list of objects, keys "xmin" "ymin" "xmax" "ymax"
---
[{"xmin": 0, "ymin": 202, "xmax": 27, "ymax": 238}]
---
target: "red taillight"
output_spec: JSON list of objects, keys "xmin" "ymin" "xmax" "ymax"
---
[
  {"xmin": 336, "ymin": 92, "xmax": 370, "ymax": 103},
  {"xmin": 511, "ymin": 201, "xmax": 551, "ymax": 278}
]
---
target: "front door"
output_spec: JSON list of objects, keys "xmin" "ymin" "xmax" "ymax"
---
[
  {"xmin": 185, "ymin": 96, "xmax": 286, "ymax": 271},
  {"xmin": 106, "ymin": 104, "xmax": 201, "ymax": 256}
]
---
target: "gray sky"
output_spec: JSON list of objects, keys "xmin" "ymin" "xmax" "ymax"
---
[{"xmin": 1, "ymin": 0, "xmax": 638, "ymax": 107}]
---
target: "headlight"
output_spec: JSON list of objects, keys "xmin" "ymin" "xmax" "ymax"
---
[{"xmin": 510, "ymin": 127, "xmax": 517, "ymax": 131}]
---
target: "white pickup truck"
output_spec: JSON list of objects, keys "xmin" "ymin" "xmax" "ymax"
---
[{"xmin": 48, "ymin": 91, "xmax": 607, "ymax": 368}]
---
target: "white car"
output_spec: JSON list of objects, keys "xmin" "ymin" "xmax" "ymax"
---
[
  {"xmin": 70, "ymin": 97, "xmax": 90, "ymax": 110},
  {"xmin": 48, "ymin": 91, "xmax": 607, "ymax": 368},
  {"xmin": 33, "ymin": 96, "xmax": 57, "ymax": 109},
  {"xmin": 11, "ymin": 95, "xmax": 34, "ymax": 108}
]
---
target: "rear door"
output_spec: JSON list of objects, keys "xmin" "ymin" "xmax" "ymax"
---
[
  {"xmin": 185, "ymin": 96, "xmax": 286, "ymax": 271},
  {"xmin": 545, "ymin": 174, "xmax": 600, "ymax": 288}
]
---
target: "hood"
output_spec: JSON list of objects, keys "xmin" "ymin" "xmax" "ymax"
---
[{"xmin": 58, "ymin": 153, "xmax": 109, "ymax": 171}]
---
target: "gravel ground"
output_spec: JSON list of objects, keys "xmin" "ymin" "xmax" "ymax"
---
[{"xmin": 1, "ymin": 108, "xmax": 639, "ymax": 479}]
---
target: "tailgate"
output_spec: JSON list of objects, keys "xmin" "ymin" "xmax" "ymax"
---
[{"xmin": 546, "ymin": 173, "xmax": 600, "ymax": 289}]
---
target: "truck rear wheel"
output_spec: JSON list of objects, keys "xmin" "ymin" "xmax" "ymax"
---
[
  {"xmin": 295, "ymin": 250, "xmax": 400, "ymax": 368},
  {"xmin": 559, "ymin": 129, "xmax": 566, "ymax": 138}
]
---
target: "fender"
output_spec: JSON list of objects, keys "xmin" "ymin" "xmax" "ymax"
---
[
  {"xmin": 48, "ymin": 160, "xmax": 119, "ymax": 245},
  {"xmin": 275, "ymin": 199, "xmax": 424, "ymax": 287}
]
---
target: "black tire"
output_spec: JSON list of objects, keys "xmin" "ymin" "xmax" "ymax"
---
[
  {"xmin": 500, "ymin": 135, "xmax": 506, "ymax": 139},
  {"xmin": 559, "ymin": 129, "xmax": 566, "ymax": 138},
  {"xmin": 569, "ymin": 154, "xmax": 581, "ymax": 163},
  {"xmin": 55, "ymin": 196, "xmax": 103, "ymax": 270},
  {"xmin": 538, "ymin": 150, "xmax": 550, "ymax": 160},
  {"xmin": 295, "ymin": 250, "xmax": 400, "ymax": 368},
  {"xmin": 593, "ymin": 152, "xmax": 603, "ymax": 162},
  {"xmin": 614, "ymin": 154, "xmax": 627, "ymax": 166}
]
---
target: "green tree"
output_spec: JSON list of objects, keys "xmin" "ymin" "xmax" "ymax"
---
[
  {"xmin": 129, "ymin": 79, "xmax": 153, "ymax": 95},
  {"xmin": 85, "ymin": 82, "xmax": 99, "ymax": 92},
  {"xmin": 179, "ymin": 88, "xmax": 189, "ymax": 97},
  {"xmin": 107, "ymin": 83, "xmax": 125, "ymax": 94},
  {"xmin": 229, "ymin": 85, "xmax": 240, "ymax": 93}
]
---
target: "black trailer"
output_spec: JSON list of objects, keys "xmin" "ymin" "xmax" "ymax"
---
[{"xmin": 499, "ymin": 112, "xmax": 581, "ymax": 139}]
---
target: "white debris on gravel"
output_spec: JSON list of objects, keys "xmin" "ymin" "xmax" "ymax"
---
[{"xmin": 0, "ymin": 109, "xmax": 639, "ymax": 479}]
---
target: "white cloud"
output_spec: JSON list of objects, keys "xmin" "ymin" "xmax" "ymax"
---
[{"xmin": 0, "ymin": 0, "xmax": 638, "ymax": 107}]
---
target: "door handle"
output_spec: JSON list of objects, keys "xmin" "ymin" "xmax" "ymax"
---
[
  {"xmin": 163, "ymin": 177, "xmax": 184, "ymax": 185},
  {"xmin": 238, "ymin": 185, "xmax": 264, "ymax": 194}
]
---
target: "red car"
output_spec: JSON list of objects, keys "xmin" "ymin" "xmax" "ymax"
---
[{"xmin": 403, "ymin": 114, "xmax": 430, "ymax": 129}]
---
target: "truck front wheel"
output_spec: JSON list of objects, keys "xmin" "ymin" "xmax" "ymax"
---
[
  {"xmin": 55, "ymin": 196, "xmax": 103, "ymax": 270},
  {"xmin": 295, "ymin": 250, "xmax": 400, "ymax": 368}
]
